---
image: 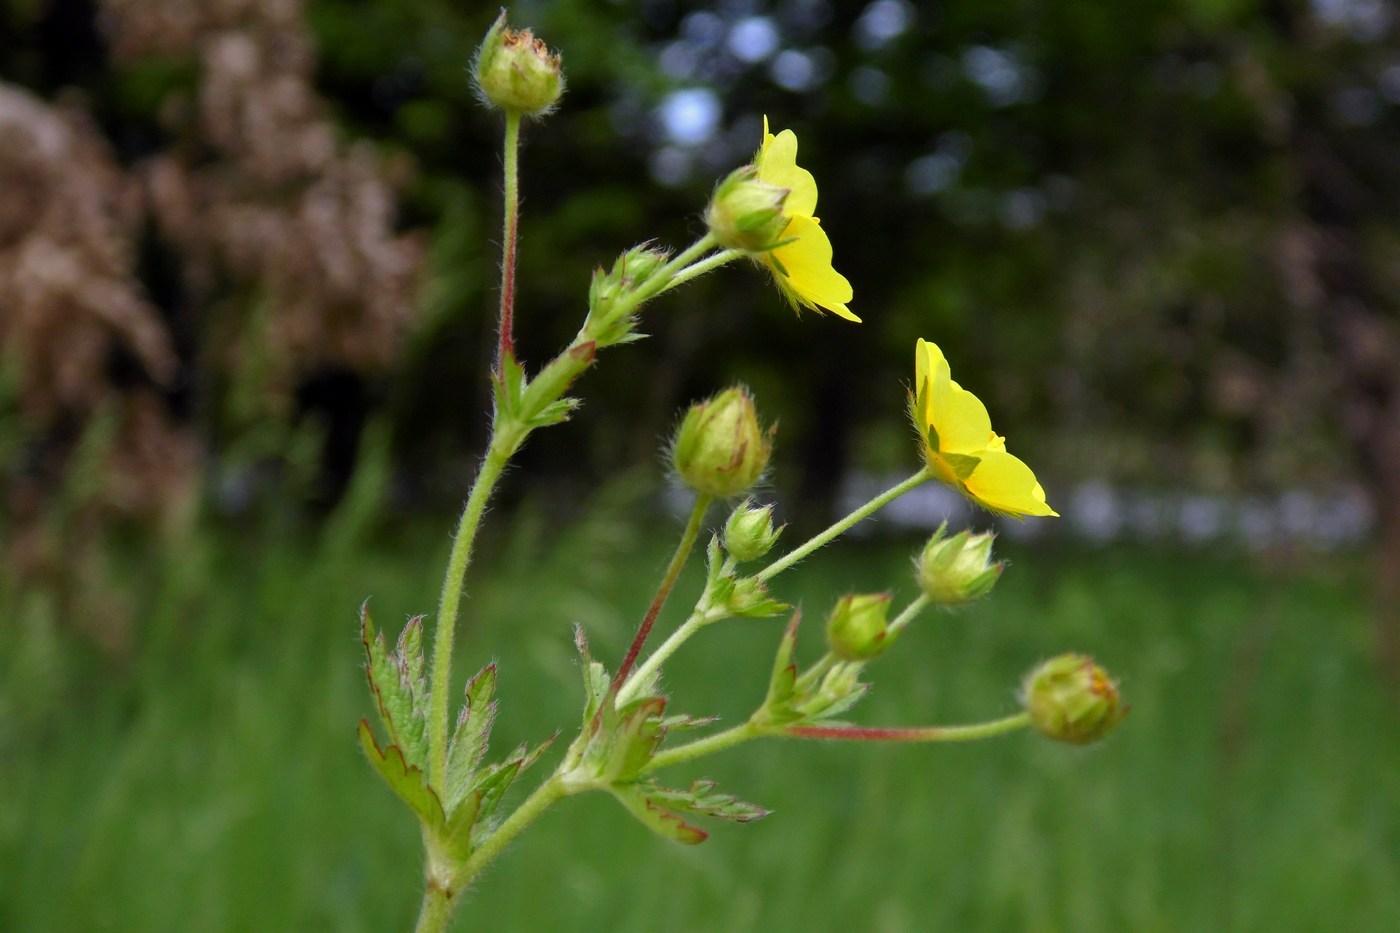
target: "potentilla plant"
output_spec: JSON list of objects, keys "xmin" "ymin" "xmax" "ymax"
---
[{"xmin": 358, "ymin": 13, "xmax": 1127, "ymax": 932}]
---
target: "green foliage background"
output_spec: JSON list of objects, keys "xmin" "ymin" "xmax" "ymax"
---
[{"xmin": 3, "ymin": 510, "xmax": 1397, "ymax": 930}]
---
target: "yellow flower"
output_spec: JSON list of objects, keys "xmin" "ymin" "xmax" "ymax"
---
[
  {"xmin": 751, "ymin": 118, "xmax": 858, "ymax": 322},
  {"xmin": 911, "ymin": 339, "xmax": 1058, "ymax": 518}
]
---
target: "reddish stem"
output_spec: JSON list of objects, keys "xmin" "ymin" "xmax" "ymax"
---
[
  {"xmin": 786, "ymin": 725, "xmax": 949, "ymax": 741},
  {"xmin": 497, "ymin": 212, "xmax": 517, "ymax": 368},
  {"xmin": 495, "ymin": 112, "xmax": 521, "ymax": 370},
  {"xmin": 611, "ymin": 494, "xmax": 711, "ymax": 693}
]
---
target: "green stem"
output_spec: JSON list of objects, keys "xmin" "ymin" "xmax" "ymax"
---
[
  {"xmin": 657, "ymin": 248, "xmax": 744, "ymax": 293},
  {"xmin": 792, "ymin": 651, "xmax": 837, "ymax": 694},
  {"xmin": 613, "ymin": 493, "xmax": 713, "ymax": 692},
  {"xmin": 787, "ymin": 712, "xmax": 1032, "ymax": 743},
  {"xmin": 758, "ymin": 469, "xmax": 934, "ymax": 583},
  {"xmin": 611, "ymin": 234, "xmax": 716, "ymax": 319},
  {"xmin": 413, "ymin": 881, "xmax": 454, "ymax": 933},
  {"xmin": 428, "ymin": 437, "xmax": 513, "ymax": 789},
  {"xmin": 456, "ymin": 775, "xmax": 568, "ymax": 888},
  {"xmin": 496, "ymin": 111, "xmax": 521, "ymax": 367},
  {"xmin": 645, "ymin": 720, "xmax": 766, "ymax": 772},
  {"xmin": 886, "ymin": 593, "xmax": 931, "ymax": 638},
  {"xmin": 616, "ymin": 604, "xmax": 716, "ymax": 707}
]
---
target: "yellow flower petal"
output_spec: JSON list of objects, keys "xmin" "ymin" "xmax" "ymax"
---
[
  {"xmin": 743, "ymin": 117, "xmax": 854, "ymax": 321},
  {"xmin": 912, "ymin": 338, "xmax": 1057, "ymax": 519},
  {"xmin": 962, "ymin": 450, "xmax": 1059, "ymax": 518},
  {"xmin": 756, "ymin": 128, "xmax": 818, "ymax": 218},
  {"xmin": 767, "ymin": 215, "xmax": 857, "ymax": 321}
]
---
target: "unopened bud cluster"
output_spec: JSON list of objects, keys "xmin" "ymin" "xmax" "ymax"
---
[{"xmin": 586, "ymin": 246, "xmax": 670, "ymax": 345}]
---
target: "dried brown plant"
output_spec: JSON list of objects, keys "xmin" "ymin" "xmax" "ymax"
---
[
  {"xmin": 106, "ymin": 0, "xmax": 425, "ymax": 413},
  {"xmin": 0, "ymin": 83, "xmax": 195, "ymax": 650}
]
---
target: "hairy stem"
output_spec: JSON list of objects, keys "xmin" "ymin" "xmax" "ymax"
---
[
  {"xmin": 645, "ymin": 720, "xmax": 767, "ymax": 772},
  {"xmin": 414, "ymin": 881, "xmax": 454, "ymax": 933},
  {"xmin": 787, "ymin": 712, "xmax": 1032, "ymax": 742},
  {"xmin": 457, "ymin": 775, "xmax": 568, "ymax": 888},
  {"xmin": 657, "ymin": 247, "xmax": 744, "ymax": 293},
  {"xmin": 496, "ymin": 111, "xmax": 522, "ymax": 368},
  {"xmin": 757, "ymin": 469, "xmax": 933, "ymax": 583},
  {"xmin": 886, "ymin": 592, "xmax": 932, "ymax": 638},
  {"xmin": 428, "ymin": 437, "xmax": 513, "ymax": 789},
  {"xmin": 616, "ymin": 604, "xmax": 717, "ymax": 707}
]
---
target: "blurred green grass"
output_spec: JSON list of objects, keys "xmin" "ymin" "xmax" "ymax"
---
[{"xmin": 3, "ymin": 504, "xmax": 1398, "ymax": 932}]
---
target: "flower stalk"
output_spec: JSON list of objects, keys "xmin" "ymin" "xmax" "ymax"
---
[{"xmin": 496, "ymin": 111, "xmax": 522, "ymax": 368}]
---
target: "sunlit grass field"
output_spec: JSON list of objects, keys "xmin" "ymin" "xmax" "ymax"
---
[{"xmin": 3, "ymin": 501, "xmax": 1398, "ymax": 932}]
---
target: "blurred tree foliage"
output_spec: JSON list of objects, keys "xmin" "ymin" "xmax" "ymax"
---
[{"xmin": 4, "ymin": 0, "xmax": 1400, "ymax": 652}]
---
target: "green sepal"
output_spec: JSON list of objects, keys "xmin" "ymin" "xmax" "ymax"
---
[
  {"xmin": 492, "ymin": 351, "xmax": 528, "ymax": 422},
  {"xmin": 444, "ymin": 663, "xmax": 498, "ymax": 812},
  {"xmin": 603, "ymin": 696, "xmax": 668, "ymax": 784},
  {"xmin": 357, "ymin": 719, "xmax": 444, "ymax": 829},
  {"xmin": 706, "ymin": 535, "xmax": 786, "ymax": 619},
  {"xmin": 924, "ymin": 421, "xmax": 939, "ymax": 453},
  {"xmin": 704, "ymin": 535, "xmax": 726, "ymax": 586},
  {"xmin": 798, "ymin": 681, "xmax": 871, "ymax": 722},
  {"xmin": 943, "ymin": 451, "xmax": 981, "ymax": 481},
  {"xmin": 607, "ymin": 784, "xmax": 708, "ymax": 845},
  {"xmin": 725, "ymin": 576, "xmax": 789, "ymax": 618},
  {"xmin": 361, "ymin": 605, "xmax": 429, "ymax": 770}
]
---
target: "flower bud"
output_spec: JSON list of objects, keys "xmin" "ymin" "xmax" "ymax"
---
[
  {"xmin": 724, "ymin": 500, "xmax": 782, "ymax": 563},
  {"xmin": 671, "ymin": 387, "xmax": 773, "ymax": 498},
  {"xmin": 916, "ymin": 523, "xmax": 1002, "ymax": 606},
  {"xmin": 825, "ymin": 593, "xmax": 892, "ymax": 661},
  {"xmin": 473, "ymin": 11, "xmax": 564, "ymax": 117},
  {"xmin": 705, "ymin": 166, "xmax": 790, "ymax": 252},
  {"xmin": 1021, "ymin": 654, "xmax": 1127, "ymax": 745},
  {"xmin": 586, "ymin": 245, "xmax": 671, "ymax": 345}
]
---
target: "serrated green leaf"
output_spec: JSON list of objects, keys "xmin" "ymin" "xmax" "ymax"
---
[
  {"xmin": 660, "ymin": 713, "xmax": 720, "ymax": 731},
  {"xmin": 357, "ymin": 719, "xmax": 444, "ymax": 828},
  {"xmin": 361, "ymin": 605, "xmax": 422, "ymax": 764},
  {"xmin": 528, "ymin": 397, "xmax": 582, "ymax": 428},
  {"xmin": 396, "ymin": 616, "xmax": 427, "ymax": 704},
  {"xmin": 471, "ymin": 758, "xmax": 522, "ymax": 825},
  {"xmin": 608, "ymin": 784, "xmax": 708, "ymax": 845},
  {"xmin": 643, "ymin": 780, "xmax": 770, "ymax": 824},
  {"xmin": 444, "ymin": 663, "xmax": 497, "ymax": 811},
  {"xmin": 514, "ymin": 732, "xmax": 558, "ymax": 774}
]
